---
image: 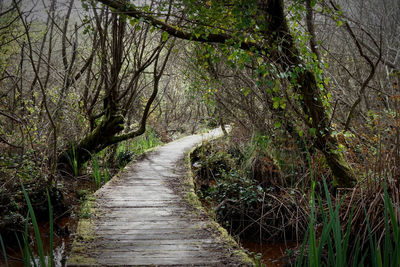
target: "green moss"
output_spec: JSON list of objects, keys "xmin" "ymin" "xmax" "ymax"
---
[
  {"xmin": 325, "ymin": 146, "xmax": 357, "ymax": 187},
  {"xmin": 185, "ymin": 143, "xmax": 255, "ymax": 266},
  {"xmin": 205, "ymin": 220, "xmax": 255, "ymax": 265},
  {"xmin": 68, "ymin": 195, "xmax": 98, "ymax": 266},
  {"xmin": 185, "ymin": 191, "xmax": 202, "ymax": 207},
  {"xmin": 67, "ymin": 253, "xmax": 97, "ymax": 265}
]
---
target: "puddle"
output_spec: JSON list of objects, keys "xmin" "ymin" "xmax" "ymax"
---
[
  {"xmin": 241, "ymin": 240, "xmax": 297, "ymax": 266},
  {"xmin": 0, "ymin": 216, "xmax": 75, "ymax": 267}
]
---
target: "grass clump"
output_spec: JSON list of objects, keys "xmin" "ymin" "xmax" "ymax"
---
[
  {"xmin": 0, "ymin": 184, "xmax": 55, "ymax": 267},
  {"xmin": 115, "ymin": 128, "xmax": 162, "ymax": 168},
  {"xmin": 91, "ymin": 155, "xmax": 102, "ymax": 188},
  {"xmin": 295, "ymin": 180, "xmax": 400, "ymax": 266}
]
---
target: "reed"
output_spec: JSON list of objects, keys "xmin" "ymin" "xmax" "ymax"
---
[
  {"xmin": 6, "ymin": 185, "xmax": 55, "ymax": 267},
  {"xmin": 65, "ymin": 143, "xmax": 79, "ymax": 176},
  {"xmin": 21, "ymin": 183, "xmax": 45, "ymax": 266},
  {"xmin": 0, "ymin": 234, "xmax": 8, "ymax": 267},
  {"xmin": 296, "ymin": 180, "xmax": 400, "ymax": 266},
  {"xmin": 91, "ymin": 154, "xmax": 102, "ymax": 188},
  {"xmin": 47, "ymin": 191, "xmax": 54, "ymax": 267}
]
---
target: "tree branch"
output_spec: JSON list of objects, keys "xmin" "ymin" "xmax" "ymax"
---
[{"xmin": 97, "ymin": 0, "xmax": 259, "ymax": 51}]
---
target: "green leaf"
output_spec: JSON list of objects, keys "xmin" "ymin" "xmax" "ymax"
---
[
  {"xmin": 129, "ymin": 18, "xmax": 138, "ymax": 26},
  {"xmin": 21, "ymin": 183, "xmax": 46, "ymax": 266},
  {"xmin": 162, "ymin": 31, "xmax": 169, "ymax": 42},
  {"xmin": 310, "ymin": 0, "xmax": 317, "ymax": 8},
  {"xmin": 242, "ymin": 87, "xmax": 251, "ymax": 96}
]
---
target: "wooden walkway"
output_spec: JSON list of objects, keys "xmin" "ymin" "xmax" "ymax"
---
[{"xmin": 67, "ymin": 128, "xmax": 251, "ymax": 266}]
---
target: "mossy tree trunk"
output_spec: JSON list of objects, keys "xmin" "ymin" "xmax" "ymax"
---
[
  {"xmin": 258, "ymin": 0, "xmax": 356, "ymax": 187},
  {"xmin": 57, "ymin": 112, "xmax": 124, "ymax": 173}
]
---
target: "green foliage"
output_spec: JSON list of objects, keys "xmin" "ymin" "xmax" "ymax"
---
[
  {"xmin": 116, "ymin": 129, "xmax": 162, "ymax": 168},
  {"xmin": 0, "ymin": 234, "xmax": 8, "ymax": 267},
  {"xmin": 90, "ymin": 153, "xmax": 111, "ymax": 188},
  {"xmin": 204, "ymin": 170, "xmax": 264, "ymax": 218},
  {"xmin": 65, "ymin": 144, "xmax": 79, "ymax": 176},
  {"xmin": 296, "ymin": 181, "xmax": 400, "ymax": 266},
  {"xmin": 91, "ymin": 155, "xmax": 102, "ymax": 188},
  {"xmin": 0, "ymin": 151, "xmax": 40, "ymax": 181},
  {"xmin": 17, "ymin": 185, "xmax": 54, "ymax": 267},
  {"xmin": 79, "ymin": 196, "xmax": 92, "ymax": 219},
  {"xmin": 0, "ymin": 5, "xmax": 22, "ymax": 73},
  {"xmin": 0, "ymin": 163, "xmax": 63, "ymax": 254},
  {"xmin": 21, "ymin": 183, "xmax": 45, "ymax": 266}
]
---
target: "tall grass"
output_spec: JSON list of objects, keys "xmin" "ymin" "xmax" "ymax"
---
[
  {"xmin": 89, "ymin": 130, "xmax": 161, "ymax": 188},
  {"xmin": 128, "ymin": 129, "xmax": 161, "ymax": 155},
  {"xmin": 91, "ymin": 154, "xmax": 112, "ymax": 188},
  {"xmin": 65, "ymin": 143, "xmax": 79, "ymax": 176},
  {"xmin": 47, "ymin": 191, "xmax": 54, "ymax": 267},
  {"xmin": 0, "ymin": 234, "xmax": 8, "ymax": 267},
  {"xmin": 104, "ymin": 163, "xmax": 110, "ymax": 184},
  {"xmin": 296, "ymin": 180, "xmax": 400, "ymax": 266},
  {"xmin": 116, "ymin": 129, "xmax": 162, "ymax": 168},
  {"xmin": 91, "ymin": 155, "xmax": 102, "ymax": 188},
  {"xmin": 21, "ymin": 183, "xmax": 45, "ymax": 266},
  {"xmin": 5, "ymin": 184, "xmax": 55, "ymax": 267}
]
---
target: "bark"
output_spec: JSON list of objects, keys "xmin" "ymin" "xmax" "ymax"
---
[
  {"xmin": 258, "ymin": 0, "xmax": 356, "ymax": 187},
  {"xmin": 57, "ymin": 112, "xmax": 125, "ymax": 173}
]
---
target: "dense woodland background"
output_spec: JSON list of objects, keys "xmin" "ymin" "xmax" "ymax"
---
[{"xmin": 0, "ymin": 0, "xmax": 399, "ymax": 265}]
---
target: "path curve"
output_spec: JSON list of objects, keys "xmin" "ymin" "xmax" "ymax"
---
[{"xmin": 67, "ymin": 128, "xmax": 249, "ymax": 266}]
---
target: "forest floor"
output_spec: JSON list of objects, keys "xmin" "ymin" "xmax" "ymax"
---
[{"xmin": 67, "ymin": 128, "xmax": 253, "ymax": 266}]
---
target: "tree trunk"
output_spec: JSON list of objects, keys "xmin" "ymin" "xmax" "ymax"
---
[
  {"xmin": 259, "ymin": 0, "xmax": 356, "ymax": 187},
  {"xmin": 58, "ymin": 112, "xmax": 124, "ymax": 174}
]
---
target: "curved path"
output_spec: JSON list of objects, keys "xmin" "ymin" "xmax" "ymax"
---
[{"xmin": 67, "ymin": 128, "xmax": 249, "ymax": 266}]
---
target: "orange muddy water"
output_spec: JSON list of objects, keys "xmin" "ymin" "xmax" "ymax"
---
[
  {"xmin": 0, "ymin": 216, "xmax": 72, "ymax": 267},
  {"xmin": 242, "ymin": 240, "xmax": 297, "ymax": 266}
]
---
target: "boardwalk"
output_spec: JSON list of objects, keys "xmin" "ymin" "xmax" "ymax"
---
[{"xmin": 67, "ymin": 128, "xmax": 251, "ymax": 266}]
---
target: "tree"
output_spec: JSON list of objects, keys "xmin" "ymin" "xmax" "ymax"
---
[
  {"xmin": 1, "ymin": 0, "xmax": 177, "ymax": 175},
  {"xmin": 58, "ymin": 1, "xmax": 175, "ymax": 172},
  {"xmin": 97, "ymin": 0, "xmax": 358, "ymax": 187}
]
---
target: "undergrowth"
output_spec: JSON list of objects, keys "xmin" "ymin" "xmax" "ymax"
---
[
  {"xmin": 115, "ymin": 128, "xmax": 162, "ymax": 168},
  {"xmin": 0, "ymin": 128, "xmax": 163, "ymax": 265},
  {"xmin": 191, "ymin": 134, "xmax": 400, "ymax": 266},
  {"xmin": 0, "ymin": 184, "xmax": 55, "ymax": 267},
  {"xmin": 88, "ymin": 128, "xmax": 162, "ymax": 188}
]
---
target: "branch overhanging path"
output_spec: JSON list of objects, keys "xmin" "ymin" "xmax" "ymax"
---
[{"xmin": 67, "ymin": 128, "xmax": 246, "ymax": 266}]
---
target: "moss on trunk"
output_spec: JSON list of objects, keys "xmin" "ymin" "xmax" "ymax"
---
[
  {"xmin": 58, "ymin": 112, "xmax": 124, "ymax": 174},
  {"xmin": 260, "ymin": 0, "xmax": 357, "ymax": 187}
]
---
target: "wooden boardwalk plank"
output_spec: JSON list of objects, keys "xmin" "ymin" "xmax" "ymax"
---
[{"xmin": 67, "ymin": 128, "xmax": 251, "ymax": 266}]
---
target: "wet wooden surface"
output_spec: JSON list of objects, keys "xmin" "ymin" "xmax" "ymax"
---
[{"xmin": 67, "ymin": 128, "xmax": 247, "ymax": 266}]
